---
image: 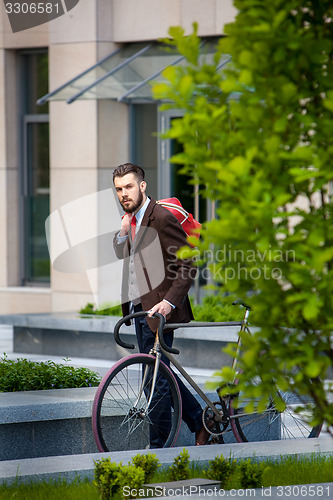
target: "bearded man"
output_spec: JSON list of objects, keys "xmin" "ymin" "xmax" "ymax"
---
[{"xmin": 113, "ymin": 162, "xmax": 211, "ymax": 448}]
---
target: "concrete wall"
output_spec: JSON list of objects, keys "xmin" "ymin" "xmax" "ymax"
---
[
  {"xmin": 0, "ymin": 1, "xmax": 48, "ymax": 49},
  {"xmin": 112, "ymin": 0, "xmax": 237, "ymax": 41}
]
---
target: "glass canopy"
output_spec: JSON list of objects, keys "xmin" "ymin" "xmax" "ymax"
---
[{"xmin": 38, "ymin": 39, "xmax": 231, "ymax": 105}]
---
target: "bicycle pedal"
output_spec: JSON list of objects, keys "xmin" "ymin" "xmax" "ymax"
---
[{"xmin": 210, "ymin": 435, "xmax": 224, "ymax": 445}]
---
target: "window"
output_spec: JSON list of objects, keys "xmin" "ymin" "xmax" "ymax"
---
[
  {"xmin": 20, "ymin": 50, "xmax": 50, "ymax": 284},
  {"xmin": 131, "ymin": 103, "xmax": 158, "ymax": 199}
]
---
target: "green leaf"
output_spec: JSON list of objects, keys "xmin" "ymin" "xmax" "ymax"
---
[
  {"xmin": 313, "ymin": 247, "xmax": 333, "ymax": 270},
  {"xmin": 324, "ymin": 90, "xmax": 333, "ymax": 112},
  {"xmin": 152, "ymin": 82, "xmax": 171, "ymax": 99},
  {"xmin": 281, "ymin": 82, "xmax": 297, "ymax": 101},
  {"xmin": 274, "ymin": 117, "xmax": 288, "ymax": 132},
  {"xmin": 229, "ymin": 155, "xmax": 249, "ymax": 175},
  {"xmin": 179, "ymin": 74, "xmax": 194, "ymax": 98},
  {"xmin": 220, "ymin": 78, "xmax": 242, "ymax": 93},
  {"xmin": 162, "ymin": 65, "xmax": 178, "ymax": 84},
  {"xmin": 304, "ymin": 361, "xmax": 321, "ymax": 378},
  {"xmin": 239, "ymin": 50, "xmax": 254, "ymax": 68},
  {"xmin": 303, "ymin": 295, "xmax": 322, "ymax": 321},
  {"xmin": 239, "ymin": 69, "xmax": 253, "ymax": 86}
]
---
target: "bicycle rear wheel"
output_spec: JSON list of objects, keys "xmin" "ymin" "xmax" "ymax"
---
[
  {"xmin": 92, "ymin": 354, "xmax": 182, "ymax": 451},
  {"xmin": 230, "ymin": 377, "xmax": 322, "ymax": 442}
]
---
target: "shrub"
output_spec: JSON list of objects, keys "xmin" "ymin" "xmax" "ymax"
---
[
  {"xmin": 117, "ymin": 465, "xmax": 145, "ymax": 496},
  {"xmin": 190, "ymin": 295, "xmax": 243, "ymax": 322},
  {"xmin": 167, "ymin": 448, "xmax": 191, "ymax": 482},
  {"xmin": 79, "ymin": 296, "xmax": 243, "ymax": 322},
  {"xmin": 204, "ymin": 454, "xmax": 236, "ymax": 488},
  {"xmin": 0, "ymin": 354, "xmax": 101, "ymax": 392},
  {"xmin": 93, "ymin": 458, "xmax": 121, "ymax": 500},
  {"xmin": 79, "ymin": 302, "xmax": 122, "ymax": 316},
  {"xmin": 94, "ymin": 458, "xmax": 147, "ymax": 500},
  {"xmin": 130, "ymin": 453, "xmax": 160, "ymax": 483},
  {"xmin": 239, "ymin": 459, "xmax": 266, "ymax": 489}
]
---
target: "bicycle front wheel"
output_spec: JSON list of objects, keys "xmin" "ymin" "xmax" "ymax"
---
[
  {"xmin": 92, "ymin": 354, "xmax": 182, "ymax": 451},
  {"xmin": 230, "ymin": 377, "xmax": 322, "ymax": 442}
]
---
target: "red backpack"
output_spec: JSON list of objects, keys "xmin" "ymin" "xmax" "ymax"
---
[{"xmin": 157, "ymin": 198, "xmax": 201, "ymax": 241}]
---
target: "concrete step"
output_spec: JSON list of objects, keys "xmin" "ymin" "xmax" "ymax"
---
[
  {"xmin": 0, "ymin": 437, "xmax": 332, "ymax": 486},
  {"xmin": 0, "ymin": 386, "xmax": 239, "ymax": 461},
  {"xmin": 0, "ymin": 375, "xmax": 285, "ymax": 462}
]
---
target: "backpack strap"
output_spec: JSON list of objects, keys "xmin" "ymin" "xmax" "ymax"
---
[{"xmin": 156, "ymin": 200, "xmax": 189, "ymax": 225}]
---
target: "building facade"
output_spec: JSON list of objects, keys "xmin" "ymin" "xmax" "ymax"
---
[{"xmin": 0, "ymin": 0, "xmax": 236, "ymax": 314}]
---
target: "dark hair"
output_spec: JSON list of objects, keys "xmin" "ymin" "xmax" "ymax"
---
[{"xmin": 113, "ymin": 163, "xmax": 145, "ymax": 183}]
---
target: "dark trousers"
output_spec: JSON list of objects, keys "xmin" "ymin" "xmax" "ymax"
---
[{"xmin": 134, "ymin": 304, "xmax": 203, "ymax": 447}]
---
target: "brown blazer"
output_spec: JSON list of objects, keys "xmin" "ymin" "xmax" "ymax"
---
[{"xmin": 114, "ymin": 198, "xmax": 194, "ymax": 331}]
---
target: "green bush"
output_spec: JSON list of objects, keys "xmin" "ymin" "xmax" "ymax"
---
[
  {"xmin": 79, "ymin": 296, "xmax": 243, "ymax": 322},
  {"xmin": 79, "ymin": 302, "xmax": 122, "ymax": 316},
  {"xmin": 118, "ymin": 465, "xmax": 145, "ymax": 496},
  {"xmin": 204, "ymin": 454, "xmax": 236, "ymax": 488},
  {"xmin": 190, "ymin": 295, "xmax": 243, "ymax": 322},
  {"xmin": 239, "ymin": 459, "xmax": 266, "ymax": 489},
  {"xmin": 93, "ymin": 459, "xmax": 121, "ymax": 500},
  {"xmin": 130, "ymin": 453, "xmax": 160, "ymax": 483},
  {"xmin": 93, "ymin": 457, "xmax": 147, "ymax": 500},
  {"xmin": 0, "ymin": 354, "xmax": 101, "ymax": 392},
  {"xmin": 167, "ymin": 448, "xmax": 191, "ymax": 482}
]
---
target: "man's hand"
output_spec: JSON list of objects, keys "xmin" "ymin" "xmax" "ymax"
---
[
  {"xmin": 148, "ymin": 300, "xmax": 172, "ymax": 318},
  {"xmin": 120, "ymin": 213, "xmax": 132, "ymax": 237}
]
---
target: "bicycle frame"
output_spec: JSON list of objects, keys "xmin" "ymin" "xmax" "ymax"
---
[
  {"xmin": 113, "ymin": 306, "xmax": 251, "ymax": 424},
  {"xmin": 157, "ymin": 310, "xmax": 251, "ymax": 421}
]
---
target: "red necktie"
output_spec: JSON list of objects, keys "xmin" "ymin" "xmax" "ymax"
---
[{"xmin": 131, "ymin": 214, "xmax": 137, "ymax": 241}]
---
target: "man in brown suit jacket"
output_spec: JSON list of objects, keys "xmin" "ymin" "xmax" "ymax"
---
[{"xmin": 113, "ymin": 163, "xmax": 211, "ymax": 447}]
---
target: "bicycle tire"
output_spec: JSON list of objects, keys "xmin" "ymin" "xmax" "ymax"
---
[
  {"xmin": 230, "ymin": 376, "xmax": 322, "ymax": 442},
  {"xmin": 92, "ymin": 354, "xmax": 182, "ymax": 451}
]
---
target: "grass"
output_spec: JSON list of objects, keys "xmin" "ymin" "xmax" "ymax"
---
[
  {"xmin": 212, "ymin": 454, "xmax": 333, "ymax": 491},
  {"xmin": 1, "ymin": 454, "xmax": 332, "ymax": 499},
  {"xmin": 149, "ymin": 454, "xmax": 333, "ymax": 490},
  {"xmin": 0, "ymin": 477, "xmax": 99, "ymax": 500},
  {"xmin": 261, "ymin": 454, "xmax": 333, "ymax": 487}
]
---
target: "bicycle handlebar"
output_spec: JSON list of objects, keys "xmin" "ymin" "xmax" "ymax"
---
[
  {"xmin": 232, "ymin": 299, "xmax": 252, "ymax": 310},
  {"xmin": 113, "ymin": 311, "xmax": 180, "ymax": 355}
]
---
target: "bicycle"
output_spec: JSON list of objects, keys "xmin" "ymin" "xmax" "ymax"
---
[{"xmin": 92, "ymin": 304, "xmax": 322, "ymax": 451}]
